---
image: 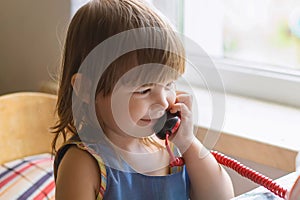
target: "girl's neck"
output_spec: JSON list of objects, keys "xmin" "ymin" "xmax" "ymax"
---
[{"xmin": 103, "ymin": 126, "xmax": 149, "ymax": 153}]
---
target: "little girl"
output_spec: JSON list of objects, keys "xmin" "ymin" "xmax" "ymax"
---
[{"xmin": 52, "ymin": 0, "xmax": 234, "ymax": 199}]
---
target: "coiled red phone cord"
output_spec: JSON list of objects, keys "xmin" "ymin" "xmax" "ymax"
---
[
  {"xmin": 164, "ymin": 135, "xmax": 288, "ymax": 199},
  {"xmin": 165, "ymin": 133, "xmax": 185, "ymax": 167},
  {"xmin": 211, "ymin": 150, "xmax": 288, "ymax": 199}
]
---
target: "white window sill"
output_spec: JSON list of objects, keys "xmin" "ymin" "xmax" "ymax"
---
[{"xmin": 178, "ymin": 83, "xmax": 300, "ymax": 171}]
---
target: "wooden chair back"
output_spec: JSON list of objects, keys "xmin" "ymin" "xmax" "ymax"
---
[{"xmin": 0, "ymin": 92, "xmax": 58, "ymax": 164}]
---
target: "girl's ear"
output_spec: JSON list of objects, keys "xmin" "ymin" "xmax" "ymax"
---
[{"xmin": 71, "ymin": 73, "xmax": 91, "ymax": 103}]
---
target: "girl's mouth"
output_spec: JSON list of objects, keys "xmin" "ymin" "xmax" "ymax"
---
[
  {"xmin": 141, "ymin": 119, "xmax": 151, "ymax": 122},
  {"xmin": 139, "ymin": 118, "xmax": 158, "ymax": 127},
  {"xmin": 139, "ymin": 119, "xmax": 151, "ymax": 125}
]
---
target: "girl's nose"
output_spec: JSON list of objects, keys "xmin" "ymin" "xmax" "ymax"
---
[
  {"xmin": 155, "ymin": 90, "xmax": 169, "ymax": 110},
  {"xmin": 148, "ymin": 86, "xmax": 176, "ymax": 119},
  {"xmin": 149, "ymin": 90, "xmax": 170, "ymax": 119}
]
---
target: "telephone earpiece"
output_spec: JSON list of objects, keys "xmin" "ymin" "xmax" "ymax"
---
[{"xmin": 153, "ymin": 111, "xmax": 181, "ymax": 140}]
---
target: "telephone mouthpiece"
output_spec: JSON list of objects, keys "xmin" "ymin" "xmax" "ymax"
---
[{"xmin": 153, "ymin": 112, "xmax": 181, "ymax": 140}]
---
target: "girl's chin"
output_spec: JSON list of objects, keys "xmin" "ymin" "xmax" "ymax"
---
[{"xmin": 125, "ymin": 120, "xmax": 155, "ymax": 137}]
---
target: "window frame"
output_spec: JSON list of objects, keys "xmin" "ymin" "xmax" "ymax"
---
[{"xmin": 190, "ymin": 56, "xmax": 300, "ymax": 108}]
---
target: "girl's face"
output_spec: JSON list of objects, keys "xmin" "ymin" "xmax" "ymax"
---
[{"xmin": 95, "ymin": 81, "xmax": 176, "ymax": 139}]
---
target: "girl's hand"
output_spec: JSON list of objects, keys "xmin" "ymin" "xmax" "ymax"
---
[{"xmin": 169, "ymin": 91, "xmax": 196, "ymax": 153}]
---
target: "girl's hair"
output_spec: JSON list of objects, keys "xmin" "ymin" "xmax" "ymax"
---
[{"xmin": 52, "ymin": 0, "xmax": 185, "ymax": 152}]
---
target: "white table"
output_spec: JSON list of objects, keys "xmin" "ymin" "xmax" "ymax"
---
[{"xmin": 232, "ymin": 172, "xmax": 299, "ymax": 200}]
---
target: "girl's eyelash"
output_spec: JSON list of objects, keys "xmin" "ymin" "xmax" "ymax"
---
[
  {"xmin": 134, "ymin": 82, "xmax": 174, "ymax": 94},
  {"xmin": 135, "ymin": 88, "xmax": 151, "ymax": 94},
  {"xmin": 166, "ymin": 81, "xmax": 175, "ymax": 88}
]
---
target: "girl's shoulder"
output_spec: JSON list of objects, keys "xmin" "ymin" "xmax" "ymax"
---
[{"xmin": 54, "ymin": 140, "xmax": 101, "ymax": 199}]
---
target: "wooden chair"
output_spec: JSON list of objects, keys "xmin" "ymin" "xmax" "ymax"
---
[{"xmin": 0, "ymin": 92, "xmax": 58, "ymax": 164}]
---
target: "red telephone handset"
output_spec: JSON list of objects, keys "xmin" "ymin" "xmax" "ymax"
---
[{"xmin": 153, "ymin": 111, "xmax": 300, "ymax": 200}]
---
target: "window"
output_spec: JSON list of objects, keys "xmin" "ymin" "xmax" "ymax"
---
[
  {"xmin": 151, "ymin": 0, "xmax": 300, "ymax": 108},
  {"xmin": 224, "ymin": 1, "xmax": 300, "ymax": 70},
  {"xmin": 71, "ymin": 0, "xmax": 90, "ymax": 17}
]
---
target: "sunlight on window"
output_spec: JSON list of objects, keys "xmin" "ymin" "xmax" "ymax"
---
[
  {"xmin": 183, "ymin": 0, "xmax": 300, "ymax": 71},
  {"xmin": 224, "ymin": 0, "xmax": 300, "ymax": 70}
]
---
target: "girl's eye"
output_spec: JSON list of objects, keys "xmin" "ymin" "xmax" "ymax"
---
[{"xmin": 135, "ymin": 88, "xmax": 151, "ymax": 95}]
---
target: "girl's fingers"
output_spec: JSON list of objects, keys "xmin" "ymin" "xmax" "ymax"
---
[
  {"xmin": 175, "ymin": 92, "xmax": 193, "ymax": 110},
  {"xmin": 169, "ymin": 102, "xmax": 190, "ymax": 115}
]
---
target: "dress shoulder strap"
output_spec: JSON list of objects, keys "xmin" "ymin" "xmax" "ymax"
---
[{"xmin": 54, "ymin": 137, "xmax": 107, "ymax": 200}]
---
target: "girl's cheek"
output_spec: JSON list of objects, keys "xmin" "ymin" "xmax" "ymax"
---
[{"xmin": 129, "ymin": 99, "xmax": 146, "ymax": 119}]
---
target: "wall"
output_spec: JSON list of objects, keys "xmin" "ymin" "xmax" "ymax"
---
[{"xmin": 0, "ymin": 0, "xmax": 70, "ymax": 94}]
